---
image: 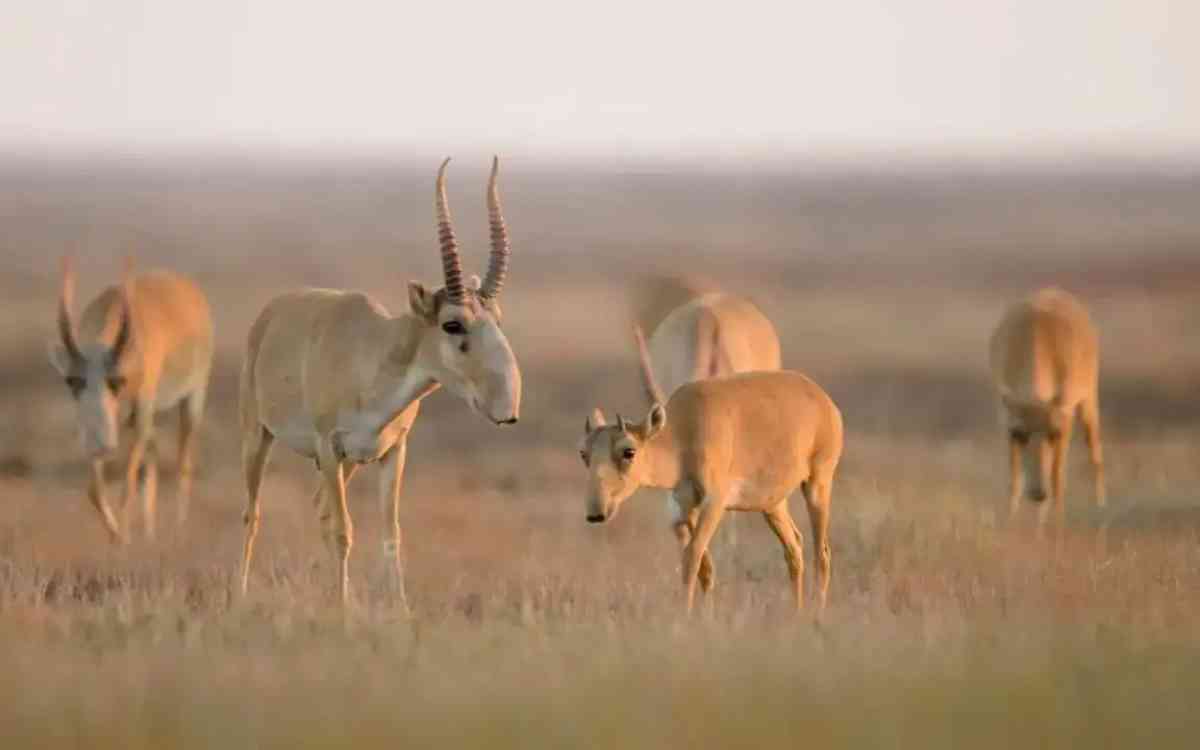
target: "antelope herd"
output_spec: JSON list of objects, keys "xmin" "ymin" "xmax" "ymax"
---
[{"xmin": 45, "ymin": 158, "xmax": 1114, "ymax": 612}]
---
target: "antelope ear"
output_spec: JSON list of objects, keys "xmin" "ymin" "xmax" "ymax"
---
[
  {"xmin": 585, "ymin": 408, "xmax": 606, "ymax": 433},
  {"xmin": 408, "ymin": 281, "xmax": 438, "ymax": 323},
  {"xmin": 48, "ymin": 341, "xmax": 72, "ymax": 375},
  {"xmin": 645, "ymin": 402, "xmax": 667, "ymax": 439}
]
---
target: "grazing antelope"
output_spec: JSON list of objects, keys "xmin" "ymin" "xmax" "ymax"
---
[
  {"xmin": 579, "ymin": 371, "xmax": 843, "ymax": 612},
  {"xmin": 238, "ymin": 157, "xmax": 522, "ymax": 607},
  {"xmin": 989, "ymin": 287, "xmax": 1105, "ymax": 533},
  {"xmin": 48, "ymin": 259, "xmax": 214, "ymax": 543}
]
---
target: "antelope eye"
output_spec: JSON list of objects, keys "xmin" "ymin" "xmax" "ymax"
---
[
  {"xmin": 64, "ymin": 375, "xmax": 85, "ymax": 394},
  {"xmin": 621, "ymin": 447, "xmax": 636, "ymax": 461},
  {"xmin": 441, "ymin": 320, "xmax": 466, "ymax": 335},
  {"xmin": 107, "ymin": 376, "xmax": 127, "ymax": 393}
]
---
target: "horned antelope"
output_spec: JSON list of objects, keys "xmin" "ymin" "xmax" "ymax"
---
[
  {"xmin": 579, "ymin": 371, "xmax": 844, "ymax": 612},
  {"xmin": 989, "ymin": 287, "xmax": 1105, "ymax": 534},
  {"xmin": 632, "ymin": 290, "xmax": 782, "ymax": 552},
  {"xmin": 632, "ymin": 291, "xmax": 781, "ymax": 406},
  {"xmin": 238, "ymin": 157, "xmax": 522, "ymax": 608},
  {"xmin": 48, "ymin": 259, "xmax": 214, "ymax": 543}
]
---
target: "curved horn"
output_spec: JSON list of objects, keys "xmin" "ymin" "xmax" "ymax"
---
[
  {"xmin": 479, "ymin": 155, "xmax": 510, "ymax": 300},
  {"xmin": 57, "ymin": 256, "xmax": 82, "ymax": 361},
  {"xmin": 435, "ymin": 158, "xmax": 465, "ymax": 304},
  {"xmin": 633, "ymin": 324, "xmax": 665, "ymax": 406},
  {"xmin": 108, "ymin": 258, "xmax": 134, "ymax": 365},
  {"xmin": 616, "ymin": 414, "xmax": 628, "ymax": 433}
]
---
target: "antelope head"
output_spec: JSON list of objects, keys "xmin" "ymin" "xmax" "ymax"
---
[
  {"xmin": 409, "ymin": 157, "xmax": 522, "ymax": 426},
  {"xmin": 578, "ymin": 403, "xmax": 667, "ymax": 523},
  {"xmin": 48, "ymin": 257, "xmax": 134, "ymax": 458},
  {"xmin": 1003, "ymin": 394, "xmax": 1070, "ymax": 502}
]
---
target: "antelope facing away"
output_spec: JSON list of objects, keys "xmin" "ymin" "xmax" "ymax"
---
[
  {"xmin": 238, "ymin": 157, "xmax": 522, "ymax": 607},
  {"xmin": 49, "ymin": 259, "xmax": 214, "ymax": 543},
  {"xmin": 989, "ymin": 287, "xmax": 1105, "ymax": 533},
  {"xmin": 633, "ymin": 291, "xmax": 781, "ymax": 407},
  {"xmin": 579, "ymin": 370, "xmax": 844, "ymax": 612}
]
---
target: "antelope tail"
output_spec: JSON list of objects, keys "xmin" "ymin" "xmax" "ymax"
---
[{"xmin": 633, "ymin": 324, "xmax": 665, "ymax": 406}]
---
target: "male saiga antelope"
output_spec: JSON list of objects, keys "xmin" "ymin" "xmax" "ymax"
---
[
  {"xmin": 989, "ymin": 287, "xmax": 1105, "ymax": 533},
  {"xmin": 238, "ymin": 157, "xmax": 522, "ymax": 607},
  {"xmin": 49, "ymin": 259, "xmax": 214, "ymax": 543},
  {"xmin": 579, "ymin": 370, "xmax": 843, "ymax": 612},
  {"xmin": 633, "ymin": 290, "xmax": 782, "ymax": 551}
]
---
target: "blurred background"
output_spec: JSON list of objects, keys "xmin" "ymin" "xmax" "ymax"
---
[{"xmin": 2, "ymin": 3, "xmax": 1199, "ymax": 745}]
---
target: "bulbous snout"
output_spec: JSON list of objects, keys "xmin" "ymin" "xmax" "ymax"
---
[{"xmin": 479, "ymin": 365, "xmax": 521, "ymax": 426}]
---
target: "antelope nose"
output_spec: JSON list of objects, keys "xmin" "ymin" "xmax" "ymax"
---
[
  {"xmin": 500, "ymin": 416, "xmax": 518, "ymax": 425},
  {"xmin": 1027, "ymin": 489, "xmax": 1047, "ymax": 502},
  {"xmin": 586, "ymin": 514, "xmax": 606, "ymax": 524}
]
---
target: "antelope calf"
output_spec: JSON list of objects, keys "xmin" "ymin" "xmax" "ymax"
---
[
  {"xmin": 238, "ymin": 158, "xmax": 522, "ymax": 608},
  {"xmin": 48, "ymin": 259, "xmax": 214, "ymax": 543},
  {"xmin": 989, "ymin": 287, "xmax": 1105, "ymax": 532},
  {"xmin": 579, "ymin": 371, "xmax": 843, "ymax": 612}
]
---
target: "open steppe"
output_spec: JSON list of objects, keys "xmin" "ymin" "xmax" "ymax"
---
[{"xmin": 1, "ymin": 156, "xmax": 1199, "ymax": 746}]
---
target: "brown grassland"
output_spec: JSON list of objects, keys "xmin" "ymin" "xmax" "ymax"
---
[{"xmin": 1, "ymin": 157, "xmax": 1199, "ymax": 747}]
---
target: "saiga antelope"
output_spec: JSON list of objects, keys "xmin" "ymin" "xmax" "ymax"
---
[
  {"xmin": 579, "ymin": 371, "xmax": 843, "ymax": 612},
  {"xmin": 632, "ymin": 290, "xmax": 782, "ymax": 558},
  {"xmin": 49, "ymin": 259, "xmax": 214, "ymax": 543},
  {"xmin": 632, "ymin": 291, "xmax": 781, "ymax": 406},
  {"xmin": 238, "ymin": 157, "xmax": 522, "ymax": 607},
  {"xmin": 989, "ymin": 287, "xmax": 1105, "ymax": 534}
]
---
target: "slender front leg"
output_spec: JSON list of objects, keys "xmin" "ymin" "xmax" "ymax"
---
[
  {"xmin": 671, "ymin": 517, "xmax": 715, "ymax": 594},
  {"xmin": 122, "ymin": 398, "xmax": 155, "ymax": 540},
  {"xmin": 763, "ymin": 503, "xmax": 805, "ymax": 611},
  {"xmin": 318, "ymin": 442, "xmax": 354, "ymax": 607},
  {"xmin": 379, "ymin": 440, "xmax": 410, "ymax": 613},
  {"xmin": 1049, "ymin": 424, "xmax": 1073, "ymax": 551},
  {"xmin": 1079, "ymin": 397, "xmax": 1106, "ymax": 508},
  {"xmin": 1007, "ymin": 433, "xmax": 1023, "ymax": 521},
  {"xmin": 88, "ymin": 458, "xmax": 124, "ymax": 544},
  {"xmin": 176, "ymin": 392, "xmax": 204, "ymax": 529},
  {"xmin": 138, "ymin": 438, "xmax": 159, "ymax": 541},
  {"xmin": 239, "ymin": 426, "xmax": 274, "ymax": 597},
  {"xmin": 682, "ymin": 498, "xmax": 726, "ymax": 613}
]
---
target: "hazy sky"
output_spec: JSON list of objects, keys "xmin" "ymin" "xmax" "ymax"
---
[{"xmin": 5, "ymin": 1, "xmax": 1197, "ymax": 160}]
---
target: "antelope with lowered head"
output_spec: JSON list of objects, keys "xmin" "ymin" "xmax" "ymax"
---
[
  {"xmin": 579, "ymin": 370, "xmax": 843, "ymax": 612},
  {"xmin": 238, "ymin": 157, "xmax": 522, "ymax": 608},
  {"xmin": 49, "ymin": 258, "xmax": 214, "ymax": 543},
  {"xmin": 989, "ymin": 287, "xmax": 1105, "ymax": 533}
]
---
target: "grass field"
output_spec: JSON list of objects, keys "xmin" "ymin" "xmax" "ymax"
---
[{"xmin": 1, "ymin": 156, "xmax": 1199, "ymax": 747}]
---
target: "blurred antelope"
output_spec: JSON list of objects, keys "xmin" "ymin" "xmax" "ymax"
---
[
  {"xmin": 238, "ymin": 157, "xmax": 522, "ymax": 608},
  {"xmin": 48, "ymin": 259, "xmax": 214, "ymax": 543},
  {"xmin": 989, "ymin": 287, "xmax": 1105, "ymax": 533},
  {"xmin": 579, "ymin": 370, "xmax": 843, "ymax": 612},
  {"xmin": 632, "ymin": 291, "xmax": 781, "ymax": 406}
]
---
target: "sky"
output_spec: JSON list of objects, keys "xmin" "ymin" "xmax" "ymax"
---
[{"xmin": 4, "ymin": 1, "xmax": 1197, "ymax": 162}]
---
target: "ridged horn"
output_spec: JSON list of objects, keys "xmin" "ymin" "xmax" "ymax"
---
[
  {"xmin": 633, "ymin": 324, "xmax": 665, "ymax": 406},
  {"xmin": 436, "ymin": 158, "xmax": 465, "ymax": 304},
  {"xmin": 480, "ymin": 155, "xmax": 510, "ymax": 300},
  {"xmin": 57, "ymin": 256, "xmax": 82, "ymax": 361}
]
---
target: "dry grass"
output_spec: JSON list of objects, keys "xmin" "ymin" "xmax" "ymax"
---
[{"xmin": 1, "ymin": 158, "xmax": 1199, "ymax": 747}]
